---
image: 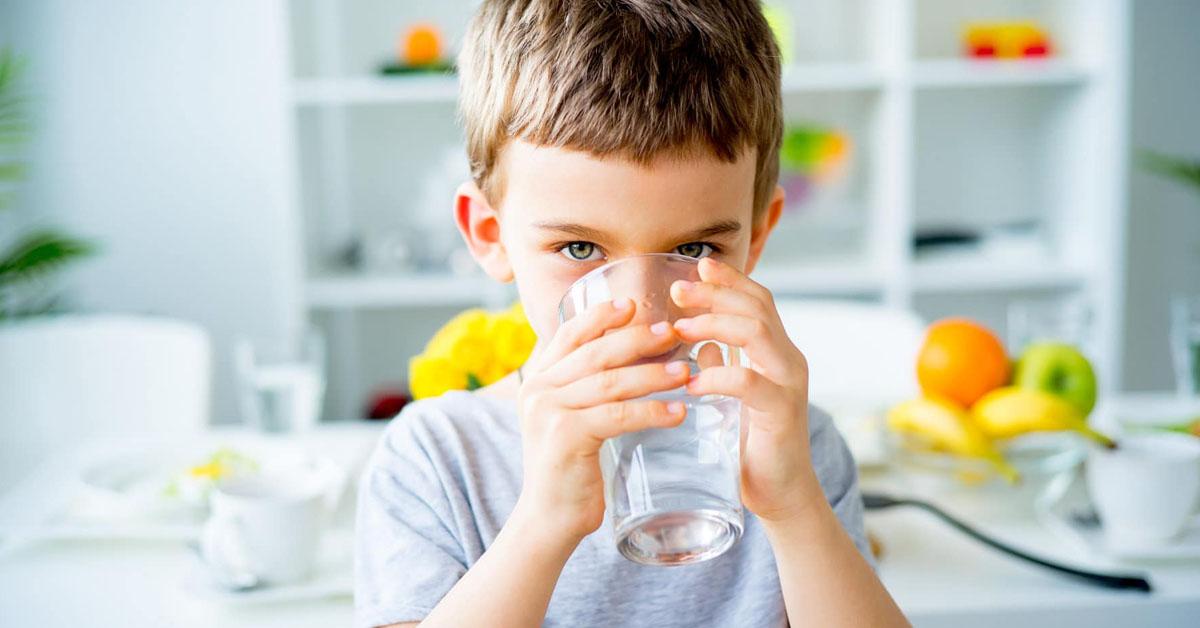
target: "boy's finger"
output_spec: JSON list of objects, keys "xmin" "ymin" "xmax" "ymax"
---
[
  {"xmin": 577, "ymin": 399, "xmax": 687, "ymax": 443},
  {"xmin": 695, "ymin": 341, "xmax": 727, "ymax": 369},
  {"xmin": 557, "ymin": 360, "xmax": 691, "ymax": 408},
  {"xmin": 672, "ymin": 313, "xmax": 796, "ymax": 382},
  {"xmin": 549, "ymin": 321, "xmax": 681, "ymax": 386},
  {"xmin": 670, "ymin": 277, "xmax": 768, "ymax": 318},
  {"xmin": 696, "ymin": 257, "xmax": 775, "ymax": 307},
  {"xmin": 534, "ymin": 298, "xmax": 636, "ymax": 371},
  {"xmin": 685, "ymin": 365, "xmax": 800, "ymax": 416}
]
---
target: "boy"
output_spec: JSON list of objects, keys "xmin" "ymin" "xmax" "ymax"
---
[{"xmin": 356, "ymin": 1, "xmax": 908, "ymax": 626}]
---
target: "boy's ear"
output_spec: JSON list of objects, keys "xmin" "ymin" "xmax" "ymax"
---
[
  {"xmin": 744, "ymin": 184, "xmax": 785, "ymax": 275},
  {"xmin": 454, "ymin": 181, "xmax": 514, "ymax": 283}
]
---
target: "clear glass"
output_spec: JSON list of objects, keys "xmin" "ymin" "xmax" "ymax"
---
[
  {"xmin": 1007, "ymin": 295, "xmax": 1095, "ymax": 358},
  {"xmin": 234, "ymin": 328, "xmax": 326, "ymax": 433},
  {"xmin": 1172, "ymin": 295, "xmax": 1200, "ymax": 397},
  {"xmin": 558, "ymin": 253, "xmax": 743, "ymax": 566}
]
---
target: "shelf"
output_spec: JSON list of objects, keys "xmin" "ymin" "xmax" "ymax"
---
[
  {"xmin": 306, "ymin": 273, "xmax": 507, "ymax": 309},
  {"xmin": 294, "ymin": 63, "xmax": 883, "ymax": 107},
  {"xmin": 780, "ymin": 63, "xmax": 884, "ymax": 93},
  {"xmin": 752, "ymin": 263, "xmax": 884, "ymax": 297},
  {"xmin": 293, "ymin": 75, "xmax": 458, "ymax": 106},
  {"xmin": 911, "ymin": 257, "xmax": 1086, "ymax": 293},
  {"xmin": 912, "ymin": 59, "xmax": 1090, "ymax": 89}
]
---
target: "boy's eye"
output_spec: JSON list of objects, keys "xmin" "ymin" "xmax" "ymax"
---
[
  {"xmin": 559, "ymin": 241, "xmax": 604, "ymax": 262},
  {"xmin": 675, "ymin": 242, "xmax": 715, "ymax": 259}
]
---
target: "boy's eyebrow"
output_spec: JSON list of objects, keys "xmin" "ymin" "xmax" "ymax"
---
[{"xmin": 532, "ymin": 219, "xmax": 743, "ymax": 242}]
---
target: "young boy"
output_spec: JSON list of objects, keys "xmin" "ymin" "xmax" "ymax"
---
[{"xmin": 356, "ymin": 1, "xmax": 908, "ymax": 626}]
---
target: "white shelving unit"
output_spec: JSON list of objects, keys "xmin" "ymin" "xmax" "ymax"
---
[
  {"xmin": 293, "ymin": 75, "xmax": 460, "ymax": 106},
  {"xmin": 910, "ymin": 58, "xmax": 1090, "ymax": 88},
  {"xmin": 283, "ymin": 0, "xmax": 1129, "ymax": 420}
]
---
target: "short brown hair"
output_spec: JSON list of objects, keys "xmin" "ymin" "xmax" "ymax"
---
[{"xmin": 458, "ymin": 0, "xmax": 783, "ymax": 218}]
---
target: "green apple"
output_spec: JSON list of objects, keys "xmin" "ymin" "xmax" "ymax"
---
[{"xmin": 1013, "ymin": 342, "xmax": 1098, "ymax": 415}]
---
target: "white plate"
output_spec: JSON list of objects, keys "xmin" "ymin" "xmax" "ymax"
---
[
  {"xmin": 1, "ymin": 437, "xmax": 347, "ymax": 547},
  {"xmin": 1035, "ymin": 467, "xmax": 1200, "ymax": 561},
  {"xmin": 182, "ymin": 529, "xmax": 353, "ymax": 605}
]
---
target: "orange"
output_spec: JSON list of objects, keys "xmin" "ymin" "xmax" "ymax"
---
[
  {"xmin": 916, "ymin": 318, "xmax": 1010, "ymax": 407},
  {"xmin": 403, "ymin": 25, "xmax": 442, "ymax": 66}
]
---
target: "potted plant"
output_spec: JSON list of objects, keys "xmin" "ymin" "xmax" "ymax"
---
[{"xmin": 0, "ymin": 47, "xmax": 94, "ymax": 321}]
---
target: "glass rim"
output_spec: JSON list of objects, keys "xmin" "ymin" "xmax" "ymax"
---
[{"xmin": 565, "ymin": 252, "xmax": 701, "ymax": 297}]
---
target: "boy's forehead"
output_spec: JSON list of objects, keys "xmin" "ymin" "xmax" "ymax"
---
[{"xmin": 499, "ymin": 140, "xmax": 756, "ymax": 241}]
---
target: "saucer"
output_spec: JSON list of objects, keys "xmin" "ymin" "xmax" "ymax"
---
[
  {"xmin": 1035, "ymin": 467, "xmax": 1200, "ymax": 561},
  {"xmin": 182, "ymin": 528, "xmax": 353, "ymax": 605}
]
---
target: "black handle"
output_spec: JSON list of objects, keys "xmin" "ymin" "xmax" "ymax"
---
[{"xmin": 862, "ymin": 492, "xmax": 1152, "ymax": 592}]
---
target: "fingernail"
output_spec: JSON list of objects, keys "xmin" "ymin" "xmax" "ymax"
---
[
  {"xmin": 613, "ymin": 297, "xmax": 632, "ymax": 310},
  {"xmin": 651, "ymin": 321, "xmax": 670, "ymax": 335},
  {"xmin": 667, "ymin": 401, "xmax": 684, "ymax": 414},
  {"xmin": 674, "ymin": 318, "xmax": 692, "ymax": 330},
  {"xmin": 676, "ymin": 280, "xmax": 695, "ymax": 292},
  {"xmin": 665, "ymin": 360, "xmax": 687, "ymax": 375}
]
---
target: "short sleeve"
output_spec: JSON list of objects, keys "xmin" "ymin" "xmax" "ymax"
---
[
  {"xmin": 354, "ymin": 418, "xmax": 469, "ymax": 628},
  {"xmin": 807, "ymin": 405, "xmax": 875, "ymax": 569}
]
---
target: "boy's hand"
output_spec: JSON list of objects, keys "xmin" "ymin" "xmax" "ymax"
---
[
  {"xmin": 670, "ymin": 257, "xmax": 824, "ymax": 524},
  {"xmin": 514, "ymin": 298, "xmax": 691, "ymax": 542}
]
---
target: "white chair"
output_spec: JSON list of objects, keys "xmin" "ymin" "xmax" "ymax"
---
[
  {"xmin": 773, "ymin": 299, "xmax": 926, "ymax": 465},
  {"xmin": 0, "ymin": 314, "xmax": 212, "ymax": 492}
]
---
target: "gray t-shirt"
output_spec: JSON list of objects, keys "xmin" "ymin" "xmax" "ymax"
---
[{"xmin": 355, "ymin": 389, "xmax": 871, "ymax": 628}]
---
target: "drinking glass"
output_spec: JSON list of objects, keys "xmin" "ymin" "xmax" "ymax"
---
[
  {"xmin": 558, "ymin": 253, "xmax": 743, "ymax": 566},
  {"xmin": 1172, "ymin": 295, "xmax": 1200, "ymax": 397},
  {"xmin": 234, "ymin": 328, "xmax": 326, "ymax": 433},
  {"xmin": 1007, "ymin": 295, "xmax": 1095, "ymax": 357}
]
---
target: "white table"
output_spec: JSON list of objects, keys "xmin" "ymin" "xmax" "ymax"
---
[
  {"xmin": 1, "ymin": 410, "xmax": 1198, "ymax": 627},
  {"xmin": 862, "ymin": 477, "xmax": 1200, "ymax": 627},
  {"xmin": 0, "ymin": 422, "xmax": 383, "ymax": 628}
]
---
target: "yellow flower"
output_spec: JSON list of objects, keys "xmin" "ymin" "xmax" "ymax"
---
[
  {"xmin": 490, "ymin": 315, "xmax": 536, "ymax": 371},
  {"xmin": 425, "ymin": 309, "xmax": 488, "ymax": 356},
  {"xmin": 445, "ymin": 331, "xmax": 493, "ymax": 380},
  {"xmin": 409, "ymin": 354, "xmax": 469, "ymax": 400},
  {"xmin": 408, "ymin": 301, "xmax": 536, "ymax": 398}
]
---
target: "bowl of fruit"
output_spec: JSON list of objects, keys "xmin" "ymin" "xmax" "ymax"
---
[{"xmin": 884, "ymin": 319, "xmax": 1115, "ymax": 508}]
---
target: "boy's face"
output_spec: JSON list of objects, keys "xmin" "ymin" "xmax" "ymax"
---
[{"xmin": 456, "ymin": 139, "xmax": 784, "ymax": 350}]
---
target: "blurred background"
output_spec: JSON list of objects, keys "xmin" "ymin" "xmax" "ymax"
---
[
  {"xmin": 0, "ymin": 1, "xmax": 1199, "ymax": 626},
  {"xmin": 0, "ymin": 0, "xmax": 1196, "ymax": 425}
]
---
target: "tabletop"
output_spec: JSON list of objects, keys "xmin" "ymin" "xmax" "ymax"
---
[{"xmin": 1, "ymin": 400, "xmax": 1198, "ymax": 627}]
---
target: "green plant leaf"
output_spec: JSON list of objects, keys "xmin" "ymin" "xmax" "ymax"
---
[
  {"xmin": 0, "ymin": 47, "xmax": 29, "ymax": 207},
  {"xmin": 1138, "ymin": 150, "xmax": 1200, "ymax": 194},
  {"xmin": 0, "ymin": 161, "xmax": 23, "ymax": 181},
  {"xmin": 0, "ymin": 230, "xmax": 95, "ymax": 285}
]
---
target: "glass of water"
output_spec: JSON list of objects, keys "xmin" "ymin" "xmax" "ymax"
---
[
  {"xmin": 234, "ymin": 328, "xmax": 326, "ymax": 433},
  {"xmin": 558, "ymin": 253, "xmax": 743, "ymax": 566},
  {"xmin": 1007, "ymin": 294, "xmax": 1095, "ymax": 357},
  {"xmin": 1172, "ymin": 295, "xmax": 1200, "ymax": 397}
]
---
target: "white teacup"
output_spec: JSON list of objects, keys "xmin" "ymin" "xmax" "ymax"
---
[
  {"xmin": 202, "ymin": 472, "xmax": 329, "ymax": 585},
  {"xmin": 1087, "ymin": 433, "xmax": 1200, "ymax": 549}
]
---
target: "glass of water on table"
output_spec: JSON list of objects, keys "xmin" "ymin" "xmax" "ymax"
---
[
  {"xmin": 234, "ymin": 327, "xmax": 326, "ymax": 433},
  {"xmin": 1173, "ymin": 295, "xmax": 1200, "ymax": 397},
  {"xmin": 558, "ymin": 253, "xmax": 743, "ymax": 566}
]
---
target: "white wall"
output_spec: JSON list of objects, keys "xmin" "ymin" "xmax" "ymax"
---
[
  {"xmin": 0, "ymin": 0, "xmax": 302, "ymax": 423},
  {"xmin": 1122, "ymin": 0, "xmax": 1200, "ymax": 391}
]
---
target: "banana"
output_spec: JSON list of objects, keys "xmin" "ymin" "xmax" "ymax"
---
[
  {"xmin": 972, "ymin": 386, "xmax": 1116, "ymax": 449},
  {"xmin": 887, "ymin": 396, "xmax": 1020, "ymax": 483}
]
